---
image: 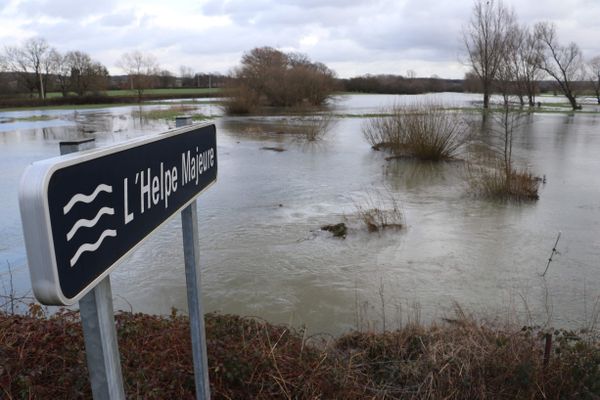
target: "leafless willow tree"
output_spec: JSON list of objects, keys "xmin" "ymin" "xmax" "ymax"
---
[
  {"xmin": 463, "ymin": 0, "xmax": 516, "ymax": 108},
  {"xmin": 118, "ymin": 50, "xmax": 159, "ymax": 101},
  {"xmin": 534, "ymin": 22, "xmax": 584, "ymax": 110},
  {"xmin": 587, "ymin": 56, "xmax": 600, "ymax": 104}
]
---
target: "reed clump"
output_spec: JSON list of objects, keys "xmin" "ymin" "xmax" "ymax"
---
[
  {"xmin": 354, "ymin": 188, "xmax": 404, "ymax": 232},
  {"xmin": 363, "ymin": 104, "xmax": 469, "ymax": 161},
  {"xmin": 468, "ymin": 159, "xmax": 540, "ymax": 201}
]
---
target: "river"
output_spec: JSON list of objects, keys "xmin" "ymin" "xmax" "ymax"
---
[{"xmin": 1, "ymin": 93, "xmax": 599, "ymax": 334}]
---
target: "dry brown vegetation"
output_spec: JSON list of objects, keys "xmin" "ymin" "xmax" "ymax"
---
[
  {"xmin": 1, "ymin": 307, "xmax": 599, "ymax": 399},
  {"xmin": 354, "ymin": 188, "xmax": 404, "ymax": 232},
  {"xmin": 468, "ymin": 161, "xmax": 540, "ymax": 201},
  {"xmin": 224, "ymin": 47, "xmax": 336, "ymax": 114},
  {"xmin": 467, "ymin": 104, "xmax": 541, "ymax": 201},
  {"xmin": 363, "ymin": 104, "xmax": 470, "ymax": 161}
]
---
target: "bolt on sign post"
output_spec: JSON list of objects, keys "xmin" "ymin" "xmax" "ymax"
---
[{"xmin": 19, "ymin": 123, "xmax": 217, "ymax": 400}]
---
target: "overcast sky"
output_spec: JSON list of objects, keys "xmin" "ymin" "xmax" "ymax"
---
[{"xmin": 1, "ymin": 0, "xmax": 599, "ymax": 79}]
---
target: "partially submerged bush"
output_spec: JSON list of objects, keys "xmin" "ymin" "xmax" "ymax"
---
[
  {"xmin": 225, "ymin": 47, "xmax": 336, "ymax": 113},
  {"xmin": 354, "ymin": 188, "xmax": 403, "ymax": 232},
  {"xmin": 362, "ymin": 104, "xmax": 469, "ymax": 161},
  {"xmin": 468, "ymin": 159, "xmax": 540, "ymax": 201},
  {"xmin": 223, "ymin": 85, "xmax": 259, "ymax": 114}
]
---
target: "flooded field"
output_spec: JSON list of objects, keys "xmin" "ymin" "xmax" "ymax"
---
[{"xmin": 1, "ymin": 93, "xmax": 599, "ymax": 334}]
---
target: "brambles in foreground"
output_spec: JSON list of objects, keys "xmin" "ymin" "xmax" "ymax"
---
[
  {"xmin": 1, "ymin": 309, "xmax": 599, "ymax": 399},
  {"xmin": 468, "ymin": 161, "xmax": 540, "ymax": 201},
  {"xmin": 362, "ymin": 104, "xmax": 469, "ymax": 161}
]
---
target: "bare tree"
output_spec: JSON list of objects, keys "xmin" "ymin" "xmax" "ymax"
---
[
  {"xmin": 493, "ymin": 57, "xmax": 524, "ymax": 178},
  {"xmin": 65, "ymin": 51, "xmax": 107, "ymax": 95},
  {"xmin": 66, "ymin": 51, "xmax": 91, "ymax": 96},
  {"xmin": 516, "ymin": 26, "xmax": 544, "ymax": 106},
  {"xmin": 51, "ymin": 51, "xmax": 72, "ymax": 96},
  {"xmin": 534, "ymin": 22, "xmax": 584, "ymax": 110},
  {"xmin": 463, "ymin": 0, "xmax": 516, "ymax": 108},
  {"xmin": 3, "ymin": 38, "xmax": 52, "ymax": 98},
  {"xmin": 118, "ymin": 50, "xmax": 159, "ymax": 101},
  {"xmin": 158, "ymin": 69, "xmax": 176, "ymax": 88},
  {"xmin": 179, "ymin": 65, "xmax": 194, "ymax": 87},
  {"xmin": 587, "ymin": 56, "xmax": 600, "ymax": 104}
]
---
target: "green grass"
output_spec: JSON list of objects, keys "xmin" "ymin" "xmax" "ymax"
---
[
  {"xmin": 45, "ymin": 88, "xmax": 221, "ymax": 99},
  {"xmin": 0, "ymin": 103, "xmax": 135, "ymax": 111},
  {"xmin": 0, "ymin": 99, "xmax": 222, "ymax": 112},
  {"xmin": 12, "ymin": 115, "xmax": 58, "ymax": 122}
]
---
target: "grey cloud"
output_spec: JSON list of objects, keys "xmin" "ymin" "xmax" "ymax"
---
[{"xmin": 18, "ymin": 0, "xmax": 117, "ymax": 19}]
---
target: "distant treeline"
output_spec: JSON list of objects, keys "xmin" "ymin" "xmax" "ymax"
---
[
  {"xmin": 339, "ymin": 74, "xmax": 464, "ymax": 94},
  {"xmin": 337, "ymin": 73, "xmax": 596, "ymax": 98},
  {"xmin": 0, "ymin": 71, "xmax": 229, "ymax": 97}
]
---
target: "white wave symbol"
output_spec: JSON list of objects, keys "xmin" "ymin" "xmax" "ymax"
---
[
  {"xmin": 66, "ymin": 207, "xmax": 115, "ymax": 241},
  {"xmin": 70, "ymin": 229, "xmax": 117, "ymax": 267},
  {"xmin": 63, "ymin": 184, "xmax": 113, "ymax": 215}
]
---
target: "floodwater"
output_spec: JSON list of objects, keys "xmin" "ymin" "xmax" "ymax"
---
[{"xmin": 1, "ymin": 94, "xmax": 599, "ymax": 334}]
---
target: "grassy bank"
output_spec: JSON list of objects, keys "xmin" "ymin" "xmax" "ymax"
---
[
  {"xmin": 45, "ymin": 88, "xmax": 221, "ymax": 99},
  {"xmin": 0, "ymin": 88, "xmax": 223, "ymax": 110},
  {"xmin": 1, "ymin": 309, "xmax": 599, "ymax": 399}
]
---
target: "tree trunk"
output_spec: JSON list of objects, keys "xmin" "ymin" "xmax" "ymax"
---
[
  {"xmin": 483, "ymin": 92, "xmax": 490, "ymax": 109},
  {"xmin": 37, "ymin": 74, "xmax": 44, "ymax": 99},
  {"xmin": 566, "ymin": 93, "xmax": 579, "ymax": 110}
]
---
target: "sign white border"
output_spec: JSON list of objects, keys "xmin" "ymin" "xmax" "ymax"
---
[{"xmin": 19, "ymin": 123, "xmax": 217, "ymax": 305}]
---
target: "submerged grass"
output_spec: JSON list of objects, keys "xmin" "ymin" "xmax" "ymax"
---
[
  {"xmin": 133, "ymin": 105, "xmax": 213, "ymax": 121},
  {"xmin": 1, "ymin": 308, "xmax": 599, "ymax": 399}
]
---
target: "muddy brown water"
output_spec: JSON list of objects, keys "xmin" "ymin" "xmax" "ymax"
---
[{"xmin": 1, "ymin": 94, "xmax": 599, "ymax": 334}]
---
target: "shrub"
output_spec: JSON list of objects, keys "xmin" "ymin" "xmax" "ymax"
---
[
  {"xmin": 362, "ymin": 103, "xmax": 469, "ymax": 161},
  {"xmin": 354, "ymin": 188, "xmax": 403, "ymax": 232},
  {"xmin": 225, "ymin": 47, "xmax": 336, "ymax": 113},
  {"xmin": 468, "ymin": 159, "xmax": 540, "ymax": 201}
]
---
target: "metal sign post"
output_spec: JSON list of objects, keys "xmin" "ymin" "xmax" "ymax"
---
[
  {"xmin": 177, "ymin": 117, "xmax": 211, "ymax": 399},
  {"xmin": 60, "ymin": 139, "xmax": 125, "ymax": 400}
]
